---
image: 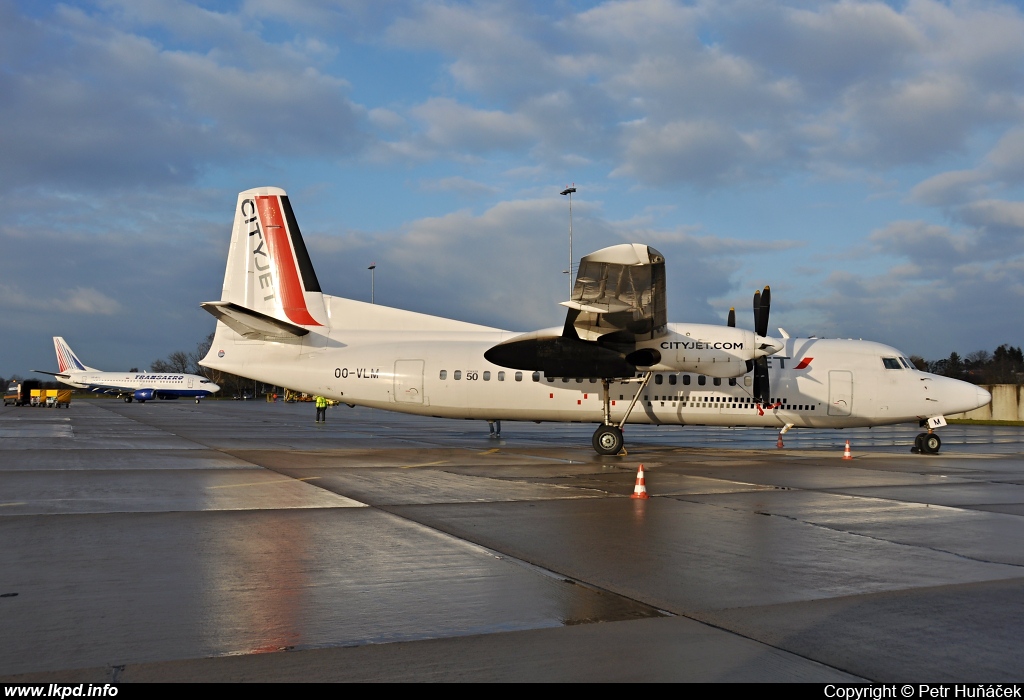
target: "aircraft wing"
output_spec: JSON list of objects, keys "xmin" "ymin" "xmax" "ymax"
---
[
  {"xmin": 561, "ymin": 243, "xmax": 666, "ymax": 341},
  {"xmin": 485, "ymin": 244, "xmax": 666, "ymax": 378},
  {"xmin": 201, "ymin": 301, "xmax": 310, "ymax": 340}
]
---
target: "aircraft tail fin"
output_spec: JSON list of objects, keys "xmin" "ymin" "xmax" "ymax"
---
[
  {"xmin": 53, "ymin": 337, "xmax": 97, "ymax": 373},
  {"xmin": 212, "ymin": 186, "xmax": 328, "ymax": 330}
]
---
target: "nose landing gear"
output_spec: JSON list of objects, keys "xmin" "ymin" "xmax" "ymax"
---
[{"xmin": 912, "ymin": 431, "xmax": 942, "ymax": 454}]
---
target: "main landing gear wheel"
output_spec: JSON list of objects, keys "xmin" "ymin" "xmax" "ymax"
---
[
  {"xmin": 912, "ymin": 432, "xmax": 942, "ymax": 454},
  {"xmin": 195, "ymin": 399, "xmax": 201, "ymax": 404},
  {"xmin": 593, "ymin": 425, "xmax": 624, "ymax": 455},
  {"xmin": 124, "ymin": 397, "xmax": 132, "ymax": 403}
]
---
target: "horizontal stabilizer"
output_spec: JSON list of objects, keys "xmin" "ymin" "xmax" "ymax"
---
[
  {"xmin": 201, "ymin": 301, "xmax": 310, "ymax": 340},
  {"xmin": 32, "ymin": 370, "xmax": 71, "ymax": 379}
]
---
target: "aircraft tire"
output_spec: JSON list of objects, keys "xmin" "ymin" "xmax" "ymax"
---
[
  {"xmin": 912, "ymin": 432, "xmax": 925, "ymax": 453},
  {"xmin": 124, "ymin": 397, "xmax": 132, "ymax": 403},
  {"xmin": 592, "ymin": 425, "xmax": 624, "ymax": 455},
  {"xmin": 922, "ymin": 433, "xmax": 942, "ymax": 454}
]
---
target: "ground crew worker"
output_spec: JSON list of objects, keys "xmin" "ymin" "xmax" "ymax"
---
[{"xmin": 315, "ymin": 395, "xmax": 328, "ymax": 423}]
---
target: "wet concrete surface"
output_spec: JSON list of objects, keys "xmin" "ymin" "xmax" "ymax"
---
[{"xmin": 1, "ymin": 399, "xmax": 1023, "ymax": 681}]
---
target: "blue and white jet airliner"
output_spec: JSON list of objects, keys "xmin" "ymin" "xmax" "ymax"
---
[{"xmin": 35, "ymin": 337, "xmax": 220, "ymax": 404}]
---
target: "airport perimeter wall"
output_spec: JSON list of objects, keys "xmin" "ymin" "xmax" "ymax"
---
[{"xmin": 947, "ymin": 384, "xmax": 1024, "ymax": 421}]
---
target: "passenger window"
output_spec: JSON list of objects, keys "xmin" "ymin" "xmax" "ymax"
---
[
  {"xmin": 439, "ymin": 370, "xmax": 447, "ymax": 380},
  {"xmin": 683, "ymin": 375, "xmax": 691, "ymax": 386},
  {"xmin": 590, "ymin": 378, "xmax": 597, "ymax": 383},
  {"xmin": 882, "ymin": 357, "xmax": 902, "ymax": 369},
  {"xmin": 547, "ymin": 377, "xmax": 555, "ymax": 383},
  {"xmin": 532, "ymin": 372, "xmax": 540, "ymax": 382},
  {"xmin": 713, "ymin": 377, "xmax": 721, "ymax": 386},
  {"xmin": 576, "ymin": 378, "xmax": 583, "ymax": 383},
  {"xmin": 654, "ymin": 374, "xmax": 663, "ymax": 385},
  {"xmin": 483, "ymin": 371, "xmax": 491, "ymax": 381},
  {"xmin": 698, "ymin": 375, "xmax": 706, "ymax": 386},
  {"xmin": 728, "ymin": 378, "xmax": 736, "ymax": 386},
  {"xmin": 498, "ymin": 371, "xmax": 505, "ymax": 381},
  {"xmin": 454, "ymin": 370, "xmax": 462, "ymax": 380},
  {"xmin": 669, "ymin": 375, "xmax": 677, "ymax": 385},
  {"xmin": 515, "ymin": 372, "xmax": 523, "ymax": 382}
]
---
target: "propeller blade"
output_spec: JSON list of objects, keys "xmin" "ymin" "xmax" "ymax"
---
[
  {"xmin": 756, "ymin": 285, "xmax": 771, "ymax": 338},
  {"xmin": 752, "ymin": 289, "xmax": 761, "ymax": 337},
  {"xmin": 727, "ymin": 307, "xmax": 735, "ymax": 328},
  {"xmin": 753, "ymin": 356, "xmax": 770, "ymax": 405}
]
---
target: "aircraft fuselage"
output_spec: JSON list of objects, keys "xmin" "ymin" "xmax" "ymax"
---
[{"xmin": 207, "ymin": 313, "xmax": 987, "ymax": 429}]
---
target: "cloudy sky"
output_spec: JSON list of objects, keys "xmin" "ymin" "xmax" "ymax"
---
[{"xmin": 2, "ymin": 0, "xmax": 1023, "ymax": 378}]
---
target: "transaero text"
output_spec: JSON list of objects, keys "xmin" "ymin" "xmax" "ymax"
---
[{"xmin": 824, "ymin": 686, "xmax": 1022, "ymax": 699}]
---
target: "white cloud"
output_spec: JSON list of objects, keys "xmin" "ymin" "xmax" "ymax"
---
[
  {"xmin": 910, "ymin": 170, "xmax": 988, "ymax": 207},
  {"xmin": 418, "ymin": 176, "xmax": 498, "ymax": 197},
  {"xmin": 0, "ymin": 284, "xmax": 121, "ymax": 315},
  {"xmin": 0, "ymin": 3, "xmax": 368, "ymax": 192},
  {"xmin": 411, "ymin": 98, "xmax": 536, "ymax": 153}
]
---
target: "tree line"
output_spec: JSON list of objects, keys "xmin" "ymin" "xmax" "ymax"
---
[
  {"xmin": 149, "ymin": 332, "xmax": 257, "ymax": 398},
  {"xmin": 909, "ymin": 344, "xmax": 1023, "ymax": 384}
]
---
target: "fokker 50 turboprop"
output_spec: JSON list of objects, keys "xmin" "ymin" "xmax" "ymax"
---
[
  {"xmin": 199, "ymin": 186, "xmax": 991, "ymax": 455},
  {"xmin": 35, "ymin": 337, "xmax": 220, "ymax": 403}
]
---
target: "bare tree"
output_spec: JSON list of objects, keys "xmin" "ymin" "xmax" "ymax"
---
[{"xmin": 188, "ymin": 332, "xmax": 215, "ymax": 376}]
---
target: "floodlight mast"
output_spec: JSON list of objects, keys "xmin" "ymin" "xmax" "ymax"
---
[
  {"xmin": 368, "ymin": 263, "xmax": 376, "ymax": 304},
  {"xmin": 560, "ymin": 185, "xmax": 576, "ymax": 296}
]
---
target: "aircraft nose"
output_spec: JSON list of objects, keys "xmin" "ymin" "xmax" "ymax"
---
[
  {"xmin": 938, "ymin": 377, "xmax": 991, "ymax": 415},
  {"xmin": 976, "ymin": 386, "xmax": 992, "ymax": 409}
]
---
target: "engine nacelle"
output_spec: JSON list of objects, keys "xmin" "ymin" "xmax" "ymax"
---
[
  {"xmin": 639, "ymin": 324, "xmax": 780, "ymax": 378},
  {"xmin": 134, "ymin": 388, "xmax": 155, "ymax": 402}
]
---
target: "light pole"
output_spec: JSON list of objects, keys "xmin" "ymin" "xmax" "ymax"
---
[
  {"xmin": 560, "ymin": 185, "xmax": 576, "ymax": 296},
  {"xmin": 368, "ymin": 263, "xmax": 376, "ymax": 304}
]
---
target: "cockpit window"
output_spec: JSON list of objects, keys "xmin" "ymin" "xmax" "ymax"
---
[
  {"xmin": 882, "ymin": 357, "xmax": 902, "ymax": 369},
  {"xmin": 898, "ymin": 357, "xmax": 911, "ymax": 369}
]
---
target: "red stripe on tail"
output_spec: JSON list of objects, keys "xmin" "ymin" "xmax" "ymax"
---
[{"xmin": 256, "ymin": 195, "xmax": 321, "ymax": 327}]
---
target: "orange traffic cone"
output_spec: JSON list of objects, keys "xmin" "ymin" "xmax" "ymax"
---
[
  {"xmin": 631, "ymin": 464, "xmax": 649, "ymax": 499},
  {"xmin": 777, "ymin": 434, "xmax": 785, "ymax": 448},
  {"xmin": 843, "ymin": 440, "xmax": 852, "ymax": 460}
]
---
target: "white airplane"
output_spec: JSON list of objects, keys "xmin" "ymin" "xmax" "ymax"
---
[
  {"xmin": 199, "ymin": 186, "xmax": 991, "ymax": 455},
  {"xmin": 34, "ymin": 337, "xmax": 220, "ymax": 403}
]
